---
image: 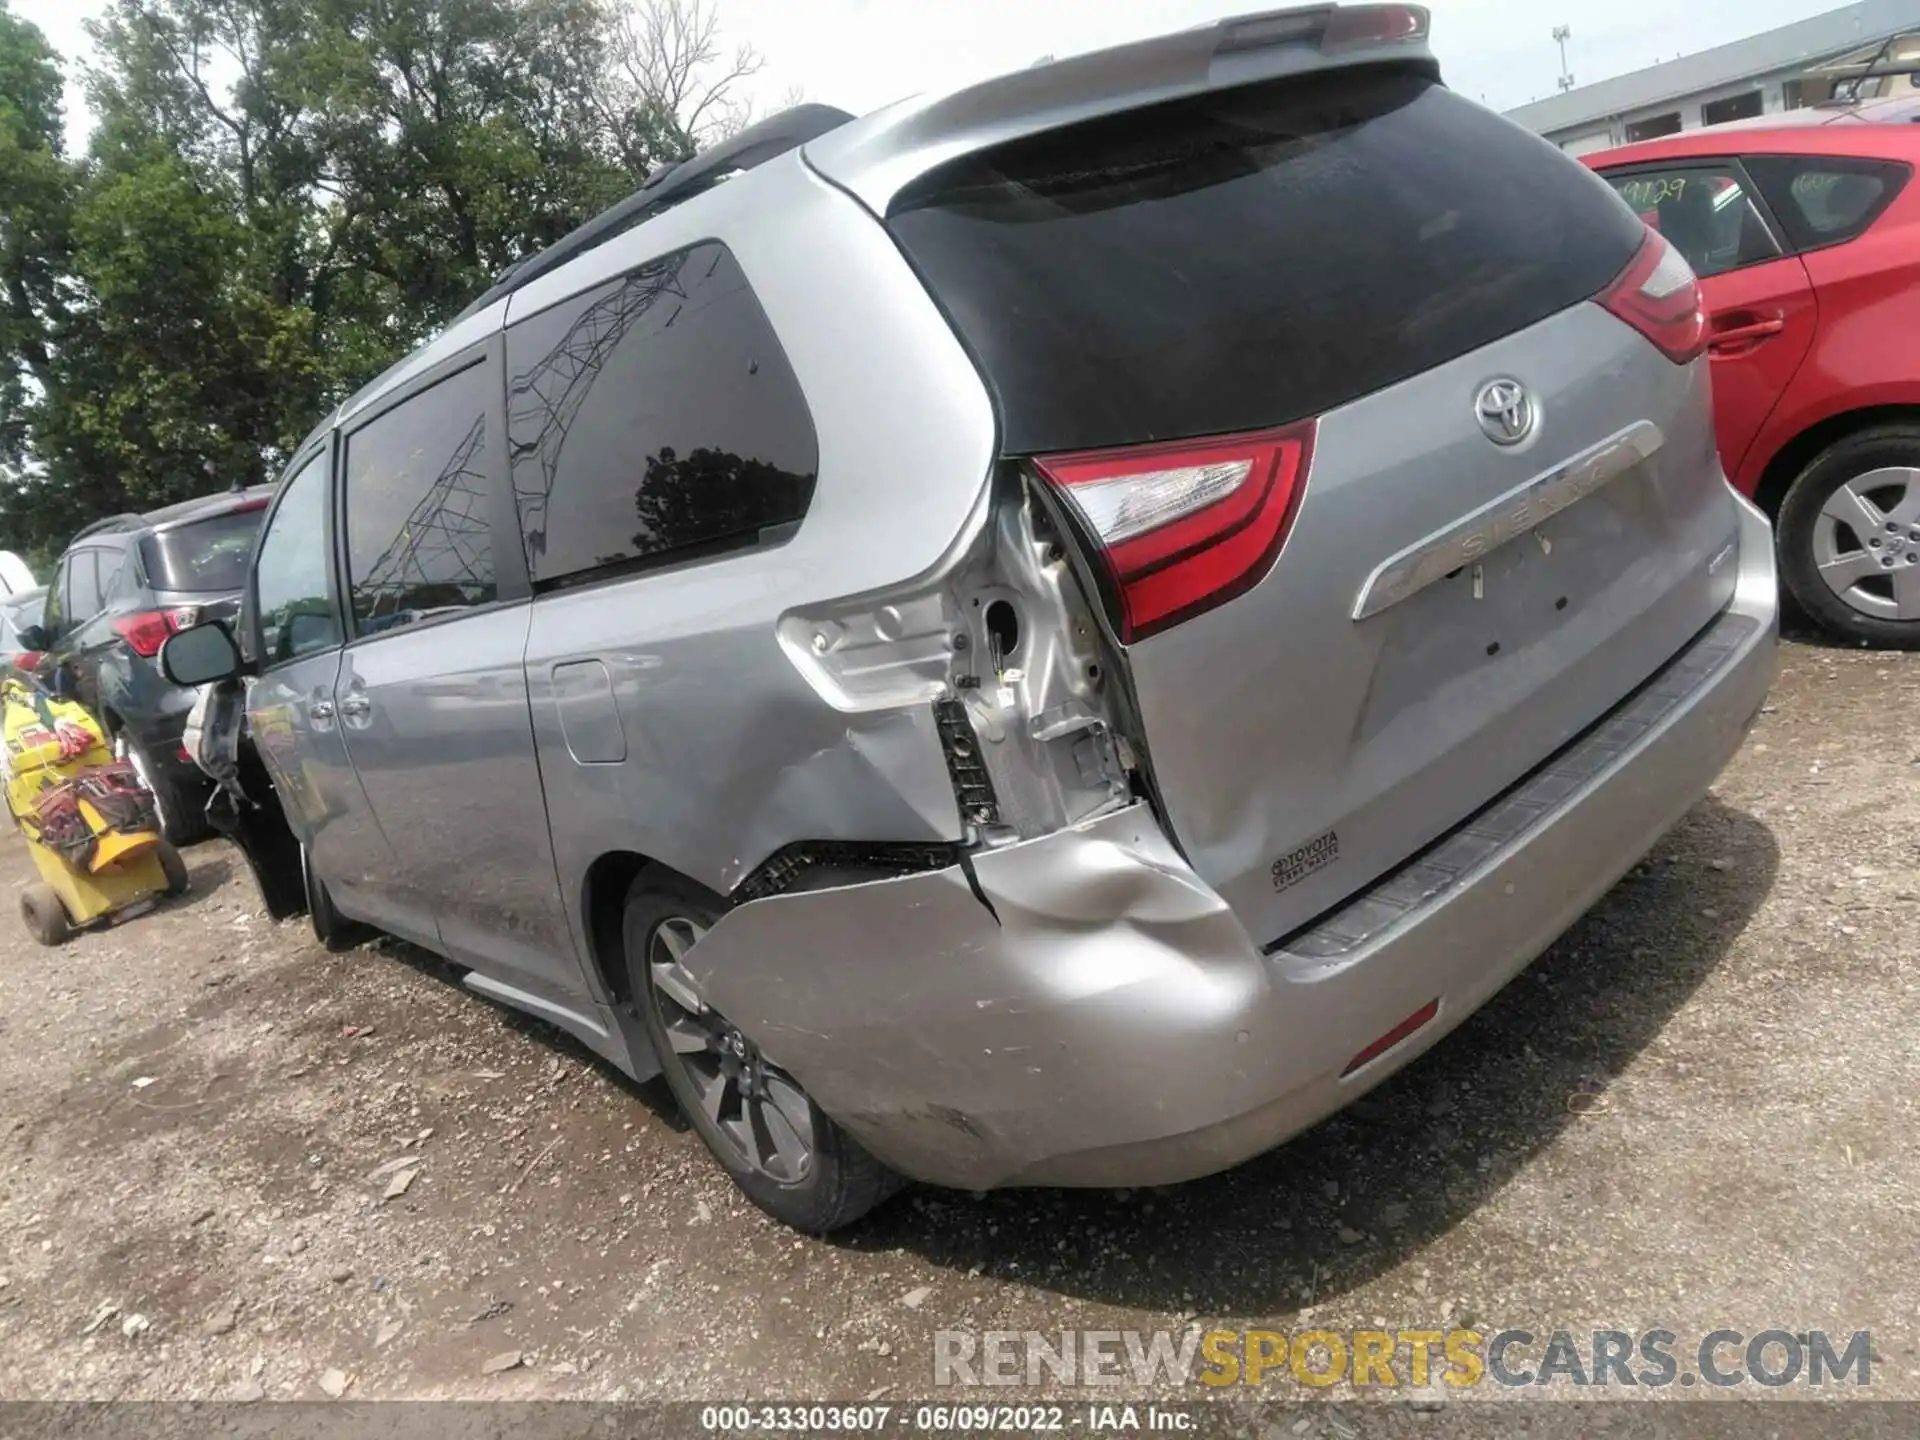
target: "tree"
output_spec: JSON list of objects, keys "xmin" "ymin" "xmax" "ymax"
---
[
  {"xmin": 0, "ymin": 0, "xmax": 658, "ymax": 554},
  {"xmin": 595, "ymin": 0, "xmax": 763, "ymax": 169},
  {"xmin": 631, "ymin": 443, "xmax": 812, "ymax": 559},
  {"xmin": 0, "ymin": 0, "xmax": 783, "ymax": 558},
  {"xmin": 0, "ymin": 3, "xmax": 77, "ymax": 494}
]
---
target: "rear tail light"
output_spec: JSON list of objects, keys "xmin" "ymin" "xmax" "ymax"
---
[
  {"xmin": 1034, "ymin": 421, "xmax": 1316, "ymax": 642},
  {"xmin": 112, "ymin": 609, "xmax": 182, "ymax": 658},
  {"xmin": 1598, "ymin": 227, "xmax": 1707, "ymax": 364},
  {"xmin": 167, "ymin": 605, "xmax": 201, "ymax": 631}
]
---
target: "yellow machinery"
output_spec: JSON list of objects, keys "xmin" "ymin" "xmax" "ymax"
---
[{"xmin": 3, "ymin": 676, "xmax": 186, "ymax": 943}]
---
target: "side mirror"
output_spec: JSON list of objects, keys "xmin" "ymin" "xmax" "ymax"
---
[
  {"xmin": 16, "ymin": 624, "xmax": 50, "ymax": 653},
  {"xmin": 160, "ymin": 621, "xmax": 244, "ymax": 687}
]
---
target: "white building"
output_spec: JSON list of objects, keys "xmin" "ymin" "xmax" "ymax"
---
[{"xmin": 1506, "ymin": 0, "xmax": 1920, "ymax": 155}]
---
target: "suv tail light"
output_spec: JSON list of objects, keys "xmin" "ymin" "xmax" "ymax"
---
[
  {"xmin": 112, "ymin": 609, "xmax": 183, "ymax": 658},
  {"xmin": 1599, "ymin": 227, "xmax": 1707, "ymax": 364},
  {"xmin": 1034, "ymin": 421, "xmax": 1316, "ymax": 642}
]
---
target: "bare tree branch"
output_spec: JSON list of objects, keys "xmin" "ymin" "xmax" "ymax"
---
[
  {"xmin": 601, "ymin": 0, "xmax": 764, "ymax": 154},
  {"xmin": 138, "ymin": 7, "xmax": 246, "ymax": 145}
]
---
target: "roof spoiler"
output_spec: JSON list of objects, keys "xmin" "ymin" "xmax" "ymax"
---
[
  {"xmin": 71, "ymin": 513, "xmax": 144, "ymax": 543},
  {"xmin": 805, "ymin": 4, "xmax": 1433, "ymax": 214}
]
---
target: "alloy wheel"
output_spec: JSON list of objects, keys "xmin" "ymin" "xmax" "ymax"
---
[
  {"xmin": 1812, "ymin": 467, "xmax": 1920, "ymax": 620},
  {"xmin": 648, "ymin": 916, "xmax": 816, "ymax": 1184}
]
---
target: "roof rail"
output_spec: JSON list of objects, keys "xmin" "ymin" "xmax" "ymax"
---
[
  {"xmin": 451, "ymin": 103, "xmax": 855, "ymax": 322},
  {"xmin": 70, "ymin": 513, "xmax": 144, "ymax": 543}
]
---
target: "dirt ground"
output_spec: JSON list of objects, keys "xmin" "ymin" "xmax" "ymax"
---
[{"xmin": 0, "ymin": 628, "xmax": 1916, "ymax": 1411}]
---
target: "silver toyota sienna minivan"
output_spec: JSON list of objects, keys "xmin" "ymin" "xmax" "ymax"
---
[{"xmin": 162, "ymin": 5, "xmax": 1778, "ymax": 1230}]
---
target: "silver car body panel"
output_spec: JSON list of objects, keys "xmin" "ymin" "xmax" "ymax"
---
[
  {"xmin": 684, "ymin": 499, "xmax": 1776, "ymax": 1189},
  {"xmin": 249, "ymin": 646, "xmax": 439, "ymax": 947},
  {"xmin": 1350, "ymin": 419, "xmax": 1661, "ymax": 621},
  {"xmin": 335, "ymin": 602, "xmax": 585, "ymax": 1009},
  {"xmin": 1123, "ymin": 303, "xmax": 1739, "ymax": 950}
]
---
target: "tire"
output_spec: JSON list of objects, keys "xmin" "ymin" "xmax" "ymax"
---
[
  {"xmin": 1776, "ymin": 424, "xmax": 1920, "ymax": 649},
  {"xmin": 624, "ymin": 871, "xmax": 904, "ymax": 1232},
  {"xmin": 303, "ymin": 844, "xmax": 374, "ymax": 952},
  {"xmin": 116, "ymin": 731, "xmax": 212, "ymax": 846},
  {"xmin": 21, "ymin": 883, "xmax": 72, "ymax": 946},
  {"xmin": 156, "ymin": 841, "xmax": 190, "ymax": 898}
]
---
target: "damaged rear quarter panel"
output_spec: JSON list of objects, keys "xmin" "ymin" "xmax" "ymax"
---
[
  {"xmin": 679, "ymin": 803, "xmax": 1272, "ymax": 1189},
  {"xmin": 528, "ymin": 611, "xmax": 964, "ymax": 900}
]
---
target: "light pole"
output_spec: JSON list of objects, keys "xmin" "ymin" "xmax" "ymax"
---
[{"xmin": 1553, "ymin": 25, "xmax": 1575, "ymax": 92}]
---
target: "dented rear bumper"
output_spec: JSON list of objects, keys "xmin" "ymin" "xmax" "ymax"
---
[{"xmin": 683, "ymin": 502, "xmax": 1778, "ymax": 1191}]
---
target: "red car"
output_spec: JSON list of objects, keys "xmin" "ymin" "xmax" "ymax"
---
[{"xmin": 1587, "ymin": 124, "xmax": 1920, "ymax": 647}]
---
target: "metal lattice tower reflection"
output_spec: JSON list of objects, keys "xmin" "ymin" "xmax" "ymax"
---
[
  {"xmin": 356, "ymin": 414, "xmax": 491, "ymax": 617},
  {"xmin": 507, "ymin": 251, "xmax": 692, "ymax": 564}
]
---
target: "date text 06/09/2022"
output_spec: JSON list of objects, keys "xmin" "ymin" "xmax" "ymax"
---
[{"xmin": 699, "ymin": 1404, "xmax": 1195, "ymax": 1433}]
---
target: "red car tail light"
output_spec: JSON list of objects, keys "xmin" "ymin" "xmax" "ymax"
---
[
  {"xmin": 1034, "ymin": 420, "xmax": 1317, "ymax": 642},
  {"xmin": 1599, "ymin": 226, "xmax": 1707, "ymax": 364},
  {"xmin": 112, "ymin": 609, "xmax": 180, "ymax": 658}
]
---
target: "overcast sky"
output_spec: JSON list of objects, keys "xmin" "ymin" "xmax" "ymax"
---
[{"xmin": 17, "ymin": 0, "xmax": 1854, "ymax": 150}]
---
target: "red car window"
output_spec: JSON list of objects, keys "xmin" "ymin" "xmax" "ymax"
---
[{"xmin": 1602, "ymin": 165, "xmax": 1783, "ymax": 278}]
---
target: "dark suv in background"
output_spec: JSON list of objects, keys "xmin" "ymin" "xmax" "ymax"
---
[{"xmin": 31, "ymin": 487, "xmax": 273, "ymax": 842}]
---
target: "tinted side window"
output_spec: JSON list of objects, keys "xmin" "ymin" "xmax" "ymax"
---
[
  {"xmin": 43, "ymin": 560, "xmax": 66, "ymax": 634},
  {"xmin": 506, "ymin": 241, "xmax": 818, "ymax": 588},
  {"xmin": 255, "ymin": 451, "xmax": 343, "ymax": 666},
  {"xmin": 66, "ymin": 551, "xmax": 103, "ymax": 623},
  {"xmin": 98, "ymin": 545, "xmax": 129, "ymax": 603},
  {"xmin": 1603, "ymin": 164, "xmax": 1782, "ymax": 279},
  {"xmin": 343, "ymin": 362, "xmax": 497, "ymax": 632},
  {"xmin": 1745, "ymin": 156, "xmax": 1911, "ymax": 249},
  {"xmin": 141, "ymin": 510, "xmax": 264, "ymax": 594}
]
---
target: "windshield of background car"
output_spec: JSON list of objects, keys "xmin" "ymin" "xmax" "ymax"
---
[{"xmin": 139, "ymin": 508, "xmax": 265, "ymax": 594}]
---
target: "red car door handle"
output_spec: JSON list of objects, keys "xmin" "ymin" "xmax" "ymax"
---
[{"xmin": 1709, "ymin": 315, "xmax": 1787, "ymax": 352}]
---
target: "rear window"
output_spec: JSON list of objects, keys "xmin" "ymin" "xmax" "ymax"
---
[
  {"xmin": 1742, "ymin": 155, "xmax": 1910, "ymax": 250},
  {"xmin": 139, "ymin": 508, "xmax": 264, "ymax": 594},
  {"xmin": 887, "ymin": 68, "xmax": 1647, "ymax": 455}
]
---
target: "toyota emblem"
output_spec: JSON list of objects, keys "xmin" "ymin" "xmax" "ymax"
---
[{"xmin": 1475, "ymin": 378, "xmax": 1537, "ymax": 447}]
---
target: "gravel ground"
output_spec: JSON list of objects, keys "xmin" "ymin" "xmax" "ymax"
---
[{"xmin": 0, "ymin": 631, "xmax": 1915, "ymax": 1411}]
